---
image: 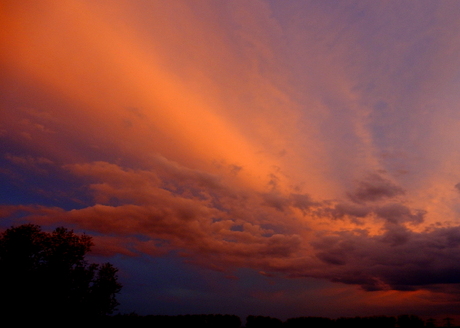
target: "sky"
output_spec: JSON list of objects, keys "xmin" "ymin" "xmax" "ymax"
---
[{"xmin": 2, "ymin": 0, "xmax": 460, "ymax": 321}]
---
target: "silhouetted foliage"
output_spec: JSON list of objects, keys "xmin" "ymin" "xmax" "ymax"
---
[
  {"xmin": 0, "ymin": 224, "xmax": 122, "ymax": 322},
  {"xmin": 246, "ymin": 315, "xmax": 283, "ymax": 328},
  {"xmin": 335, "ymin": 316, "xmax": 396, "ymax": 328},
  {"xmin": 444, "ymin": 318, "xmax": 454, "ymax": 328},
  {"xmin": 397, "ymin": 315, "xmax": 425, "ymax": 328},
  {"xmin": 284, "ymin": 316, "xmax": 334, "ymax": 328},
  {"xmin": 106, "ymin": 314, "xmax": 241, "ymax": 328},
  {"xmin": 95, "ymin": 313, "xmax": 447, "ymax": 328}
]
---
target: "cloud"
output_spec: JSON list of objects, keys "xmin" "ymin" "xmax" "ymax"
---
[
  {"xmin": 4, "ymin": 154, "xmax": 54, "ymax": 174},
  {"xmin": 455, "ymin": 183, "xmax": 460, "ymax": 193},
  {"xmin": 310, "ymin": 226, "xmax": 460, "ymax": 291},
  {"xmin": 262, "ymin": 192, "xmax": 290, "ymax": 212},
  {"xmin": 374, "ymin": 203, "xmax": 425, "ymax": 225},
  {"xmin": 347, "ymin": 174, "xmax": 405, "ymax": 204},
  {"xmin": 323, "ymin": 203, "xmax": 371, "ymax": 223},
  {"xmin": 2, "ymin": 161, "xmax": 302, "ymax": 271},
  {"xmin": 2, "ymin": 158, "xmax": 459, "ymax": 297},
  {"xmin": 289, "ymin": 193, "xmax": 317, "ymax": 213}
]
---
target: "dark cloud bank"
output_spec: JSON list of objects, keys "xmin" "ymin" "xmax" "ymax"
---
[{"xmin": 2, "ymin": 161, "xmax": 460, "ymax": 299}]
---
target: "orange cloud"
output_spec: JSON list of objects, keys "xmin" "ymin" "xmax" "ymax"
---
[{"xmin": 1, "ymin": 0, "xmax": 322, "ymax": 195}]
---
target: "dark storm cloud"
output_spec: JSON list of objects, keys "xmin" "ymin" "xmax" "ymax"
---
[
  {"xmin": 261, "ymin": 192, "xmax": 318, "ymax": 213},
  {"xmin": 318, "ymin": 201, "xmax": 425, "ymax": 227},
  {"xmin": 374, "ymin": 203, "xmax": 425, "ymax": 225},
  {"xmin": 289, "ymin": 193, "xmax": 317, "ymax": 213},
  {"xmin": 347, "ymin": 174, "xmax": 405, "ymax": 203},
  {"xmin": 312, "ymin": 226, "xmax": 460, "ymax": 291},
  {"xmin": 322, "ymin": 203, "xmax": 371, "ymax": 223},
  {"xmin": 262, "ymin": 192, "xmax": 290, "ymax": 212},
  {"xmin": 455, "ymin": 182, "xmax": 460, "ymax": 193}
]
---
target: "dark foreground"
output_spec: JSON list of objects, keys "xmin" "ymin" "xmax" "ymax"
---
[{"xmin": 85, "ymin": 313, "xmax": 455, "ymax": 328}]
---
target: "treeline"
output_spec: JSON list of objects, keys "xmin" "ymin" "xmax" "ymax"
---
[
  {"xmin": 103, "ymin": 314, "xmax": 242, "ymax": 327},
  {"xmin": 248, "ymin": 315, "xmax": 438, "ymax": 328},
  {"xmin": 99, "ymin": 313, "xmax": 451, "ymax": 328}
]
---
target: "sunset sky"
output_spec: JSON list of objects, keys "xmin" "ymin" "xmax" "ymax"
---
[{"xmin": 3, "ymin": 0, "xmax": 460, "ymax": 320}]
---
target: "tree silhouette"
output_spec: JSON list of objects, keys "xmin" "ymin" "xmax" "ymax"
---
[
  {"xmin": 396, "ymin": 315, "xmax": 424, "ymax": 328},
  {"xmin": 246, "ymin": 315, "xmax": 283, "ymax": 328},
  {"xmin": 443, "ymin": 317, "xmax": 454, "ymax": 327},
  {"xmin": 285, "ymin": 316, "xmax": 334, "ymax": 328},
  {"xmin": 0, "ymin": 224, "xmax": 122, "ymax": 322}
]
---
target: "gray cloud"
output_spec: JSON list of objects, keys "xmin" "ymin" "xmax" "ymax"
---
[
  {"xmin": 455, "ymin": 182, "xmax": 460, "ymax": 193},
  {"xmin": 374, "ymin": 203, "xmax": 425, "ymax": 225},
  {"xmin": 347, "ymin": 174, "xmax": 405, "ymax": 203},
  {"xmin": 289, "ymin": 193, "xmax": 317, "ymax": 213},
  {"xmin": 262, "ymin": 192, "xmax": 289, "ymax": 212},
  {"xmin": 311, "ymin": 226, "xmax": 460, "ymax": 291},
  {"xmin": 323, "ymin": 203, "xmax": 371, "ymax": 223}
]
